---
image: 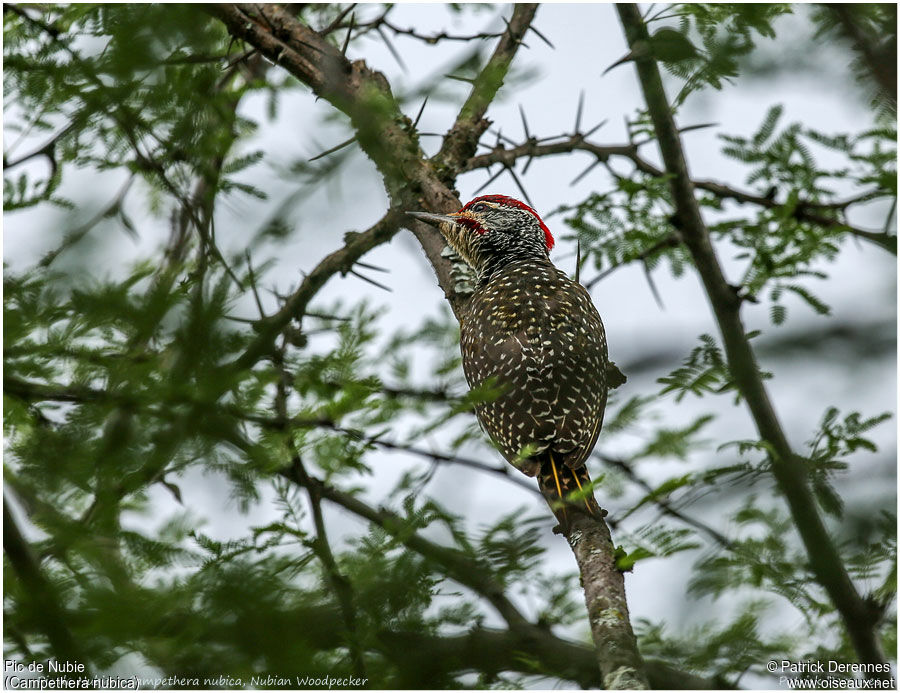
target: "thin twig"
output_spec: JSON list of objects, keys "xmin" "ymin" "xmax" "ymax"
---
[{"xmin": 39, "ymin": 176, "xmax": 136, "ymax": 269}]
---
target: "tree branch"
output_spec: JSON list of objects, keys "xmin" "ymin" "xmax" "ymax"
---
[
  {"xmin": 227, "ymin": 209, "xmax": 404, "ymax": 372},
  {"xmin": 206, "ymin": 4, "xmax": 467, "ymax": 315},
  {"xmin": 464, "ymin": 135, "xmax": 897, "ymax": 254},
  {"xmin": 273, "ymin": 353, "xmax": 367, "ymax": 679},
  {"xmin": 278, "ymin": 465, "xmax": 530, "ymax": 630},
  {"xmin": 378, "ymin": 625, "xmax": 732, "ymax": 689},
  {"xmin": 4, "ymin": 123, "xmax": 74, "ymax": 172},
  {"xmin": 39, "ymin": 176, "xmax": 136, "ymax": 269},
  {"xmin": 559, "ymin": 511, "xmax": 649, "ymax": 689},
  {"xmin": 615, "ymin": 3, "xmax": 889, "ymax": 675},
  {"xmin": 436, "ymin": 4, "xmax": 539, "ymax": 176}
]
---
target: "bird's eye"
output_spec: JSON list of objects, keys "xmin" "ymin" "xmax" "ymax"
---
[{"xmin": 470, "ymin": 203, "xmax": 488, "ymax": 213}]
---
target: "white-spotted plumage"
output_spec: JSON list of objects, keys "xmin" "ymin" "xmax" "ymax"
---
[{"xmin": 460, "ymin": 257, "xmax": 608, "ymax": 477}]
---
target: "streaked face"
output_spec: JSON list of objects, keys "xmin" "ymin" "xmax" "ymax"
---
[{"xmin": 433, "ymin": 195, "xmax": 554, "ymax": 273}]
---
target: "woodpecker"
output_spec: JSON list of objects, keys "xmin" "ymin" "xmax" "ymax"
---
[{"xmin": 409, "ymin": 195, "xmax": 613, "ymax": 529}]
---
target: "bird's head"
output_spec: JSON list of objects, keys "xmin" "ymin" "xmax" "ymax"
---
[{"xmin": 409, "ymin": 195, "xmax": 554, "ymax": 275}]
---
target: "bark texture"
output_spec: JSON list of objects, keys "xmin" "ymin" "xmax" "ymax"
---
[{"xmin": 566, "ymin": 512, "xmax": 649, "ymax": 689}]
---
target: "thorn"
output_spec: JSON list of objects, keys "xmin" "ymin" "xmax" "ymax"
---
[
  {"xmin": 535, "ymin": 133, "xmax": 570, "ymax": 144},
  {"xmin": 642, "ymin": 258, "xmax": 664, "ymax": 309},
  {"xmin": 527, "ymin": 23, "xmax": 555, "ymax": 49},
  {"xmin": 500, "ymin": 16, "xmax": 530, "ymax": 49},
  {"xmin": 322, "ymin": 3, "xmax": 356, "ymax": 35},
  {"xmin": 375, "ymin": 24, "xmax": 407, "ymax": 72},
  {"xmin": 678, "ymin": 121, "xmax": 719, "ymax": 135},
  {"xmin": 354, "ymin": 260, "xmax": 389, "ymax": 273},
  {"xmin": 570, "ymin": 159, "xmax": 601, "ymax": 186},
  {"xmin": 224, "ymin": 48, "xmax": 258, "ymax": 70},
  {"xmin": 505, "ymin": 166, "xmax": 534, "ymax": 207},
  {"xmin": 446, "ymin": 74, "xmax": 476, "ymax": 84},
  {"xmin": 583, "ymin": 118, "xmax": 608, "ymax": 139},
  {"xmin": 349, "ymin": 268, "xmax": 392, "ymax": 292},
  {"xmin": 519, "ymin": 104, "xmax": 531, "ymax": 140},
  {"xmin": 341, "ymin": 12, "xmax": 355, "ymax": 55},
  {"xmin": 413, "ymin": 95, "xmax": 429, "ymax": 128},
  {"xmin": 574, "ymin": 91, "xmax": 585, "ymax": 134},
  {"xmin": 489, "ymin": 128, "xmax": 517, "ymax": 146},
  {"xmin": 309, "ymin": 136, "xmax": 356, "ymax": 162},
  {"xmin": 522, "ymin": 154, "xmax": 535, "ymax": 175},
  {"xmin": 474, "ymin": 166, "xmax": 505, "ymax": 195},
  {"xmin": 602, "ymin": 50, "xmax": 636, "ymax": 76}
]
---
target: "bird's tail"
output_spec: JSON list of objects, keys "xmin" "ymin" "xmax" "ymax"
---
[{"xmin": 537, "ymin": 453, "xmax": 603, "ymax": 531}]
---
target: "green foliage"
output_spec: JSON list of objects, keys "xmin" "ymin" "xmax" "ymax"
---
[
  {"xmin": 615, "ymin": 526, "xmax": 701, "ymax": 571},
  {"xmin": 717, "ymin": 108, "xmax": 895, "ymax": 321},
  {"xmin": 803, "ymin": 407, "xmax": 893, "ymax": 518},
  {"xmin": 561, "ymin": 174, "xmax": 692, "ymax": 281},
  {"xmin": 646, "ymin": 4, "xmax": 793, "ymax": 106},
  {"xmin": 808, "ymin": 3, "xmax": 898, "ymax": 117},
  {"xmin": 657, "ymin": 334, "xmax": 736, "ymax": 401},
  {"xmin": 4, "ymin": 5, "xmax": 265, "ymax": 217},
  {"xmin": 566, "ymin": 101, "xmax": 895, "ymax": 328},
  {"xmin": 637, "ymin": 600, "xmax": 795, "ymax": 682}
]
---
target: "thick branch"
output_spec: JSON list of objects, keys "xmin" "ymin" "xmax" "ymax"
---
[
  {"xmin": 379, "ymin": 626, "xmax": 730, "ymax": 690},
  {"xmin": 562, "ymin": 513, "xmax": 649, "ymax": 689},
  {"xmin": 616, "ymin": 3, "xmax": 888, "ymax": 675}
]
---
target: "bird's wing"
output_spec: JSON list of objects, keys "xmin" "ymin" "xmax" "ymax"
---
[
  {"xmin": 545, "ymin": 282, "xmax": 608, "ymax": 468},
  {"xmin": 461, "ymin": 301, "xmax": 555, "ymax": 476},
  {"xmin": 460, "ymin": 276, "xmax": 608, "ymax": 474}
]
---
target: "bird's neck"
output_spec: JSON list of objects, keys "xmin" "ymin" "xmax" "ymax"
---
[{"xmin": 476, "ymin": 251, "xmax": 554, "ymax": 289}]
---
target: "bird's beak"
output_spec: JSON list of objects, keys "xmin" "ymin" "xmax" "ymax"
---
[{"xmin": 407, "ymin": 211, "xmax": 459, "ymax": 227}]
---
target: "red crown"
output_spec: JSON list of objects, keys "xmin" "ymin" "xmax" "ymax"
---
[{"xmin": 462, "ymin": 195, "xmax": 554, "ymax": 251}]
